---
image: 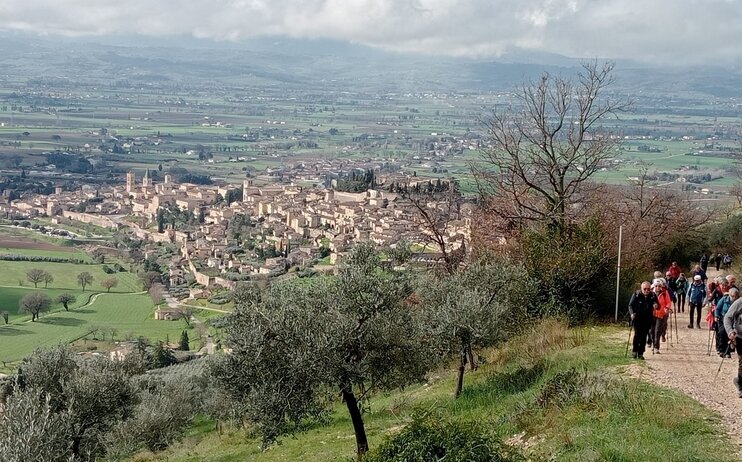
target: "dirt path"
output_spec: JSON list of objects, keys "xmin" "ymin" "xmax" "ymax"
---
[{"xmin": 623, "ymin": 274, "xmax": 742, "ymax": 454}]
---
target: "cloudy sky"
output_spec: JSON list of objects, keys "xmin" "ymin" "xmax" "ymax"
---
[{"xmin": 0, "ymin": 0, "xmax": 740, "ymax": 64}]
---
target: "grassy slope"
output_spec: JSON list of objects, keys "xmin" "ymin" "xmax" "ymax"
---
[
  {"xmin": 0, "ymin": 293, "xmax": 192, "ymax": 365},
  {"xmin": 0, "ymin": 260, "xmax": 140, "ymax": 292},
  {"xmin": 132, "ymin": 323, "xmax": 738, "ymax": 462}
]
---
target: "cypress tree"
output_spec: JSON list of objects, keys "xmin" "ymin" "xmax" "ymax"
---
[{"xmin": 179, "ymin": 330, "xmax": 190, "ymax": 351}]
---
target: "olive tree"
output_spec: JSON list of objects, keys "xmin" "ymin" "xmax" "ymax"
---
[
  {"xmin": 1, "ymin": 346, "xmax": 139, "ymax": 461},
  {"xmin": 0, "ymin": 390, "xmax": 73, "ymax": 462},
  {"xmin": 212, "ymin": 243, "xmax": 436, "ymax": 458},
  {"xmin": 417, "ymin": 261, "xmax": 536, "ymax": 398}
]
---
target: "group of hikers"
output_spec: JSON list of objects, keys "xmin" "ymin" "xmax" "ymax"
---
[{"xmin": 628, "ymin": 255, "xmax": 742, "ymax": 398}]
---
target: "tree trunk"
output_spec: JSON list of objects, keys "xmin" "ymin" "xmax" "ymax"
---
[
  {"xmin": 341, "ymin": 385, "xmax": 369, "ymax": 458},
  {"xmin": 454, "ymin": 346, "xmax": 467, "ymax": 398},
  {"xmin": 467, "ymin": 347, "xmax": 477, "ymax": 371},
  {"xmin": 63, "ymin": 303, "xmax": 69, "ymax": 311}
]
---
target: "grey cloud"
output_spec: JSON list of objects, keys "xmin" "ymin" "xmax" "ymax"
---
[{"xmin": 1, "ymin": 0, "xmax": 741, "ymax": 64}]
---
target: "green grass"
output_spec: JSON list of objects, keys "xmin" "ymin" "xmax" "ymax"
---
[
  {"xmin": 0, "ymin": 287, "xmax": 90, "ymax": 317},
  {"xmin": 131, "ymin": 322, "xmax": 738, "ymax": 462},
  {"xmin": 0, "ymin": 293, "xmax": 193, "ymax": 365},
  {"xmin": 0, "ymin": 260, "xmax": 140, "ymax": 292}
]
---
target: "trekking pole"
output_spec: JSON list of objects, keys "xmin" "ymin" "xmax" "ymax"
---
[
  {"xmin": 707, "ymin": 328, "xmax": 714, "ymax": 355},
  {"xmin": 714, "ymin": 342, "xmax": 733, "ymax": 382},
  {"xmin": 625, "ymin": 322, "xmax": 633, "ymax": 358},
  {"xmin": 674, "ymin": 309, "xmax": 679, "ymax": 343},
  {"xmin": 668, "ymin": 316, "xmax": 673, "ymax": 348}
]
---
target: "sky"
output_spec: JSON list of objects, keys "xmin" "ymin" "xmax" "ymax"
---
[{"xmin": 1, "ymin": 0, "xmax": 741, "ymax": 65}]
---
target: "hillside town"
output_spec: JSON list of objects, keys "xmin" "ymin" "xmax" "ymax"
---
[{"xmin": 0, "ymin": 166, "xmax": 472, "ymax": 293}]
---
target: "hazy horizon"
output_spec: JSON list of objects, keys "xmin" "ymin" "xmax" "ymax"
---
[{"xmin": 1, "ymin": 0, "xmax": 741, "ymax": 66}]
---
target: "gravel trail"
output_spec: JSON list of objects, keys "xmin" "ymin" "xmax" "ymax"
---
[{"xmin": 623, "ymin": 290, "xmax": 742, "ymax": 454}]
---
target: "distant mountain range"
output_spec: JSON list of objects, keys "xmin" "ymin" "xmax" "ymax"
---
[{"xmin": 1, "ymin": 31, "xmax": 741, "ymax": 98}]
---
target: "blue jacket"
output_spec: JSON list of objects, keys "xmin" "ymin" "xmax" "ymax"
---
[
  {"xmin": 687, "ymin": 282, "xmax": 706, "ymax": 305},
  {"xmin": 715, "ymin": 294, "xmax": 734, "ymax": 318}
]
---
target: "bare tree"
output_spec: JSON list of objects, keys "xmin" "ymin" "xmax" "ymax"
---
[
  {"xmin": 101, "ymin": 277, "xmax": 118, "ymax": 293},
  {"xmin": 149, "ymin": 283, "xmax": 165, "ymax": 305},
  {"xmin": 599, "ymin": 166, "xmax": 710, "ymax": 268},
  {"xmin": 20, "ymin": 292, "xmax": 52, "ymax": 322},
  {"xmin": 172, "ymin": 306, "xmax": 195, "ymax": 327},
  {"xmin": 42, "ymin": 272, "xmax": 54, "ymax": 289},
  {"xmin": 26, "ymin": 269, "xmax": 46, "ymax": 288},
  {"xmin": 77, "ymin": 272, "xmax": 94, "ymax": 292},
  {"xmin": 401, "ymin": 180, "xmax": 468, "ymax": 274},
  {"xmin": 474, "ymin": 61, "xmax": 630, "ymax": 234}
]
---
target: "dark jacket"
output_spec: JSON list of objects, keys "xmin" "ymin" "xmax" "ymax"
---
[{"xmin": 629, "ymin": 290, "xmax": 657, "ymax": 324}]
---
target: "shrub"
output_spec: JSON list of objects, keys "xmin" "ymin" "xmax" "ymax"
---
[
  {"xmin": 104, "ymin": 380, "xmax": 197, "ymax": 458},
  {"xmin": 518, "ymin": 218, "xmax": 610, "ymax": 322},
  {"xmin": 364, "ymin": 413, "xmax": 523, "ymax": 462}
]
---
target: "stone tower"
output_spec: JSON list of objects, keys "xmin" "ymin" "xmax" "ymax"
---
[
  {"xmin": 126, "ymin": 171, "xmax": 135, "ymax": 193},
  {"xmin": 142, "ymin": 169, "xmax": 152, "ymax": 188}
]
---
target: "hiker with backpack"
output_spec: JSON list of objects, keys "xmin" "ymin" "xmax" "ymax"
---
[
  {"xmin": 687, "ymin": 275, "xmax": 707, "ymax": 329},
  {"xmin": 715, "ymin": 288, "xmax": 739, "ymax": 357},
  {"xmin": 723, "ymin": 296, "xmax": 742, "ymax": 398},
  {"xmin": 651, "ymin": 279, "xmax": 673, "ymax": 354},
  {"xmin": 675, "ymin": 273, "xmax": 688, "ymax": 313},
  {"xmin": 629, "ymin": 281, "xmax": 657, "ymax": 360},
  {"xmin": 701, "ymin": 253, "xmax": 710, "ymax": 272},
  {"xmin": 691, "ymin": 264, "xmax": 707, "ymax": 283}
]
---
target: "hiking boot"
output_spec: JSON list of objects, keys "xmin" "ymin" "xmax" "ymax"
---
[
  {"xmin": 638, "ymin": 355, "xmax": 645, "ymax": 360},
  {"xmin": 688, "ymin": 324, "xmax": 694, "ymax": 328},
  {"xmin": 632, "ymin": 352, "xmax": 637, "ymax": 359},
  {"xmin": 697, "ymin": 323, "xmax": 701, "ymax": 329},
  {"xmin": 662, "ymin": 335, "xmax": 666, "ymax": 342}
]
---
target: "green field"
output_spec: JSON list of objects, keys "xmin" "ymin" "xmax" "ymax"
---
[
  {"xmin": 0, "ymin": 246, "xmax": 91, "ymax": 261},
  {"xmin": 0, "ymin": 293, "xmax": 193, "ymax": 365},
  {"xmin": 0, "ymin": 287, "xmax": 91, "ymax": 318},
  {"xmin": 0, "ymin": 260, "xmax": 140, "ymax": 292}
]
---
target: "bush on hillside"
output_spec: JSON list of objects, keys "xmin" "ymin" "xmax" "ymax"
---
[
  {"xmin": 518, "ymin": 218, "xmax": 610, "ymax": 322},
  {"xmin": 363, "ymin": 413, "xmax": 523, "ymax": 462}
]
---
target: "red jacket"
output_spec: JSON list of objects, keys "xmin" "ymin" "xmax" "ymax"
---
[
  {"xmin": 667, "ymin": 265, "xmax": 681, "ymax": 280},
  {"xmin": 654, "ymin": 290, "xmax": 672, "ymax": 319}
]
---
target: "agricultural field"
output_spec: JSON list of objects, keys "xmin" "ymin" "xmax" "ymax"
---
[
  {"xmin": 0, "ymin": 259, "xmax": 139, "ymax": 292},
  {"xmin": 0, "ymin": 293, "xmax": 194, "ymax": 369}
]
